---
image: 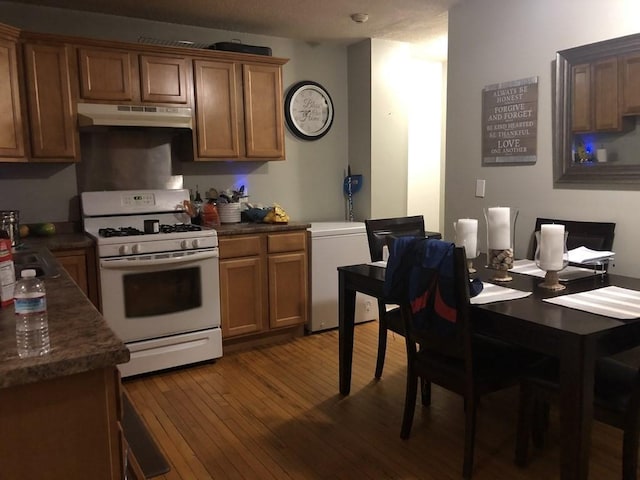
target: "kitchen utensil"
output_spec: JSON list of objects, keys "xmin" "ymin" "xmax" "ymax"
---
[
  {"xmin": 0, "ymin": 210, "xmax": 20, "ymax": 247},
  {"xmin": 343, "ymin": 167, "xmax": 363, "ymax": 221}
]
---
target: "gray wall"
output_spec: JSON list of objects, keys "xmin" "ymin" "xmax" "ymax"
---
[
  {"xmin": 0, "ymin": 1, "xmax": 349, "ymax": 223},
  {"xmin": 446, "ymin": 0, "xmax": 640, "ymax": 276}
]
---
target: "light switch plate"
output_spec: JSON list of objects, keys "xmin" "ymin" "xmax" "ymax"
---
[{"xmin": 475, "ymin": 179, "xmax": 486, "ymax": 198}]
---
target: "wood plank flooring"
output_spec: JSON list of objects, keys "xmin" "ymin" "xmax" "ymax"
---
[{"xmin": 124, "ymin": 321, "xmax": 625, "ymax": 479}]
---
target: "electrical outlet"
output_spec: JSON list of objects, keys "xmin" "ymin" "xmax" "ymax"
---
[{"xmin": 475, "ymin": 179, "xmax": 486, "ymax": 198}]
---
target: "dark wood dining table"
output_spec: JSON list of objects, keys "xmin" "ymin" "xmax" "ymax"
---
[{"xmin": 338, "ymin": 256, "xmax": 640, "ymax": 480}]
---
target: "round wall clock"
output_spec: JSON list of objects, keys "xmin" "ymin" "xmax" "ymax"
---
[{"xmin": 284, "ymin": 81, "xmax": 334, "ymax": 140}]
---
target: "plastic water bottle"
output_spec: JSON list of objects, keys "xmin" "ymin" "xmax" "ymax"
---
[{"xmin": 14, "ymin": 269, "xmax": 50, "ymax": 358}]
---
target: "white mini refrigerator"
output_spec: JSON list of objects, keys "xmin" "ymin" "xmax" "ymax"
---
[{"xmin": 308, "ymin": 222, "xmax": 377, "ymax": 332}]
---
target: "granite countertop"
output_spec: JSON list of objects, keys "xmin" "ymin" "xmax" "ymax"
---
[
  {"xmin": 19, "ymin": 232, "xmax": 94, "ymax": 252},
  {"xmin": 214, "ymin": 221, "xmax": 311, "ymax": 236},
  {"xmin": 0, "ymin": 248, "xmax": 129, "ymax": 389}
]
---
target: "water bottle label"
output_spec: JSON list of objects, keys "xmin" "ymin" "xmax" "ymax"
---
[{"xmin": 14, "ymin": 295, "xmax": 46, "ymax": 314}]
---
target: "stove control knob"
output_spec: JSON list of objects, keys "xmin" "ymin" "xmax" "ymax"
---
[
  {"xmin": 192, "ymin": 239, "xmax": 201, "ymax": 248},
  {"xmin": 132, "ymin": 244, "xmax": 143, "ymax": 254},
  {"xmin": 119, "ymin": 245, "xmax": 130, "ymax": 255},
  {"xmin": 181, "ymin": 240, "xmax": 191, "ymax": 249}
]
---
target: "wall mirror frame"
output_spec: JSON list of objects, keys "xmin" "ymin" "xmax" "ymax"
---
[{"xmin": 554, "ymin": 33, "xmax": 640, "ymax": 186}]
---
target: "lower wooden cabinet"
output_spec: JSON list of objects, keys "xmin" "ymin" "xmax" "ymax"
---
[
  {"xmin": 219, "ymin": 229, "xmax": 308, "ymax": 344},
  {"xmin": 54, "ymin": 247, "xmax": 99, "ymax": 308},
  {"xmin": 0, "ymin": 367, "xmax": 125, "ymax": 480}
]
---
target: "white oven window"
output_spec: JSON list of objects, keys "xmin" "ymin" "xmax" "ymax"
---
[{"xmin": 123, "ymin": 267, "xmax": 202, "ymax": 317}]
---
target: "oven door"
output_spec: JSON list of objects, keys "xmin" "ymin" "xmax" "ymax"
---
[{"xmin": 99, "ymin": 249, "xmax": 220, "ymax": 342}]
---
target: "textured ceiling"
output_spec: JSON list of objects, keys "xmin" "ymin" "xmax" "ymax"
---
[{"xmin": 9, "ymin": 0, "xmax": 458, "ymax": 46}]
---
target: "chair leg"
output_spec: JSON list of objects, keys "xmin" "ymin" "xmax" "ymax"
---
[
  {"xmin": 462, "ymin": 397, "xmax": 478, "ymax": 479},
  {"xmin": 531, "ymin": 399, "xmax": 550, "ymax": 449},
  {"xmin": 420, "ymin": 379, "xmax": 432, "ymax": 406},
  {"xmin": 515, "ymin": 381, "xmax": 533, "ymax": 467},
  {"xmin": 374, "ymin": 306, "xmax": 388, "ymax": 379},
  {"xmin": 621, "ymin": 425, "xmax": 639, "ymax": 480},
  {"xmin": 401, "ymin": 368, "xmax": 418, "ymax": 439}
]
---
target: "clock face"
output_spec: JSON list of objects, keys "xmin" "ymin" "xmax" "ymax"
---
[{"xmin": 285, "ymin": 81, "xmax": 334, "ymax": 140}]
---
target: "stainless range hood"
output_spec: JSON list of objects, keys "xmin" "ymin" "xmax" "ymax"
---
[{"xmin": 77, "ymin": 102, "xmax": 193, "ymax": 129}]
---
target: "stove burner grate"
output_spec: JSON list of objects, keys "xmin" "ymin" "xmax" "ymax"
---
[
  {"xmin": 98, "ymin": 224, "xmax": 202, "ymax": 237},
  {"xmin": 99, "ymin": 227, "xmax": 144, "ymax": 237},
  {"xmin": 160, "ymin": 223, "xmax": 202, "ymax": 233}
]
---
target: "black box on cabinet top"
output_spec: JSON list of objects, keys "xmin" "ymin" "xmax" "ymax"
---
[{"xmin": 208, "ymin": 42, "xmax": 272, "ymax": 56}]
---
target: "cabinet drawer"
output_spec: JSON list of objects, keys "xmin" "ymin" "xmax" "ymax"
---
[
  {"xmin": 267, "ymin": 231, "xmax": 306, "ymax": 253},
  {"xmin": 219, "ymin": 235, "xmax": 261, "ymax": 258}
]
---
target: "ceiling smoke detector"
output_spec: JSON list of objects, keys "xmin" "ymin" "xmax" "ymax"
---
[{"xmin": 350, "ymin": 13, "xmax": 369, "ymax": 24}]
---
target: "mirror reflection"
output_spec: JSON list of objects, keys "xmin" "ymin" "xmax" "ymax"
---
[{"xmin": 554, "ymin": 33, "xmax": 640, "ymax": 185}]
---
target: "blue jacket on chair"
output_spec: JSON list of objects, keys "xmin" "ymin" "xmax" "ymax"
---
[{"xmin": 384, "ymin": 237, "xmax": 482, "ymax": 336}]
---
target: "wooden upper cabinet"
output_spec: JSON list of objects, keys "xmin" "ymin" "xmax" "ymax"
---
[
  {"xmin": 193, "ymin": 59, "xmax": 285, "ymax": 160},
  {"xmin": 592, "ymin": 57, "xmax": 620, "ymax": 131},
  {"xmin": 139, "ymin": 54, "xmax": 188, "ymax": 104},
  {"xmin": 572, "ymin": 57, "xmax": 622, "ymax": 133},
  {"xmin": 78, "ymin": 47, "xmax": 190, "ymax": 105},
  {"xmin": 621, "ymin": 51, "xmax": 640, "ymax": 115},
  {"xmin": 23, "ymin": 42, "xmax": 78, "ymax": 160},
  {"xmin": 193, "ymin": 59, "xmax": 240, "ymax": 158},
  {"xmin": 571, "ymin": 63, "xmax": 592, "ymax": 132},
  {"xmin": 78, "ymin": 47, "xmax": 135, "ymax": 101},
  {"xmin": 0, "ymin": 28, "xmax": 25, "ymax": 160},
  {"xmin": 243, "ymin": 64, "xmax": 284, "ymax": 159}
]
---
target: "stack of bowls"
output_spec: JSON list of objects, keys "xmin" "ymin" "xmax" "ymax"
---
[{"xmin": 218, "ymin": 203, "xmax": 241, "ymax": 223}]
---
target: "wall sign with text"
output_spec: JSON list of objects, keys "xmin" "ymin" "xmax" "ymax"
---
[{"xmin": 482, "ymin": 76, "xmax": 538, "ymax": 165}]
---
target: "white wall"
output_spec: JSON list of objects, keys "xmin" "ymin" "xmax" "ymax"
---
[
  {"xmin": 407, "ymin": 57, "xmax": 444, "ymax": 234},
  {"xmin": 0, "ymin": 1, "xmax": 348, "ymax": 223},
  {"xmin": 347, "ymin": 40, "xmax": 372, "ymax": 221},
  {"xmin": 446, "ymin": 0, "xmax": 640, "ymax": 276},
  {"xmin": 348, "ymin": 38, "xmax": 445, "ymax": 228},
  {"xmin": 370, "ymin": 39, "xmax": 410, "ymax": 218}
]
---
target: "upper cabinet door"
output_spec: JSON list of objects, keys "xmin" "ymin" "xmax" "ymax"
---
[
  {"xmin": 571, "ymin": 63, "xmax": 591, "ymax": 132},
  {"xmin": 592, "ymin": 57, "xmax": 620, "ymax": 131},
  {"xmin": 193, "ymin": 59, "xmax": 240, "ymax": 158},
  {"xmin": 0, "ymin": 36, "xmax": 25, "ymax": 160},
  {"xmin": 139, "ymin": 54, "xmax": 189, "ymax": 104},
  {"xmin": 572, "ymin": 58, "xmax": 622, "ymax": 133},
  {"xmin": 242, "ymin": 63, "xmax": 284, "ymax": 159},
  {"xmin": 621, "ymin": 52, "xmax": 640, "ymax": 115},
  {"xmin": 23, "ymin": 43, "xmax": 77, "ymax": 160},
  {"xmin": 78, "ymin": 47, "xmax": 135, "ymax": 101}
]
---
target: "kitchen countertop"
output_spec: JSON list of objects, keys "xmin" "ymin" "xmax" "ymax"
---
[
  {"xmin": 214, "ymin": 221, "xmax": 311, "ymax": 236},
  {"xmin": 0, "ymin": 247, "xmax": 129, "ymax": 389},
  {"xmin": 19, "ymin": 232, "xmax": 94, "ymax": 252},
  {"xmin": 0, "ymin": 222, "xmax": 310, "ymax": 388}
]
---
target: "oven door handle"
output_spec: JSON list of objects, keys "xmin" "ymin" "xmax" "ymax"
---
[{"xmin": 100, "ymin": 250, "xmax": 218, "ymax": 269}]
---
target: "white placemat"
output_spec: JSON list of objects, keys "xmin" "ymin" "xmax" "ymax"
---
[
  {"xmin": 511, "ymin": 259, "xmax": 603, "ymax": 281},
  {"xmin": 470, "ymin": 282, "xmax": 532, "ymax": 305},
  {"xmin": 542, "ymin": 286, "xmax": 640, "ymax": 320}
]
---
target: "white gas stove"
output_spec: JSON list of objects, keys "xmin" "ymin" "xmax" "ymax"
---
[
  {"xmin": 82, "ymin": 189, "xmax": 217, "ymax": 258},
  {"xmin": 81, "ymin": 189, "xmax": 222, "ymax": 377}
]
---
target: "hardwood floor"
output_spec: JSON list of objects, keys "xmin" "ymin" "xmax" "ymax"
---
[{"xmin": 124, "ymin": 321, "xmax": 625, "ymax": 479}]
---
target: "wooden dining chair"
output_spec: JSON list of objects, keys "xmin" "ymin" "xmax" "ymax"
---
[
  {"xmin": 515, "ymin": 347, "xmax": 640, "ymax": 480},
  {"xmin": 364, "ymin": 215, "xmax": 426, "ymax": 379},
  {"xmin": 529, "ymin": 217, "xmax": 616, "ymax": 259},
  {"xmin": 386, "ymin": 238, "xmax": 540, "ymax": 479}
]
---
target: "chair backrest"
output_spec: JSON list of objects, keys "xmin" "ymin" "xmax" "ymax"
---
[
  {"xmin": 364, "ymin": 215, "xmax": 426, "ymax": 262},
  {"xmin": 529, "ymin": 217, "xmax": 616, "ymax": 259}
]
